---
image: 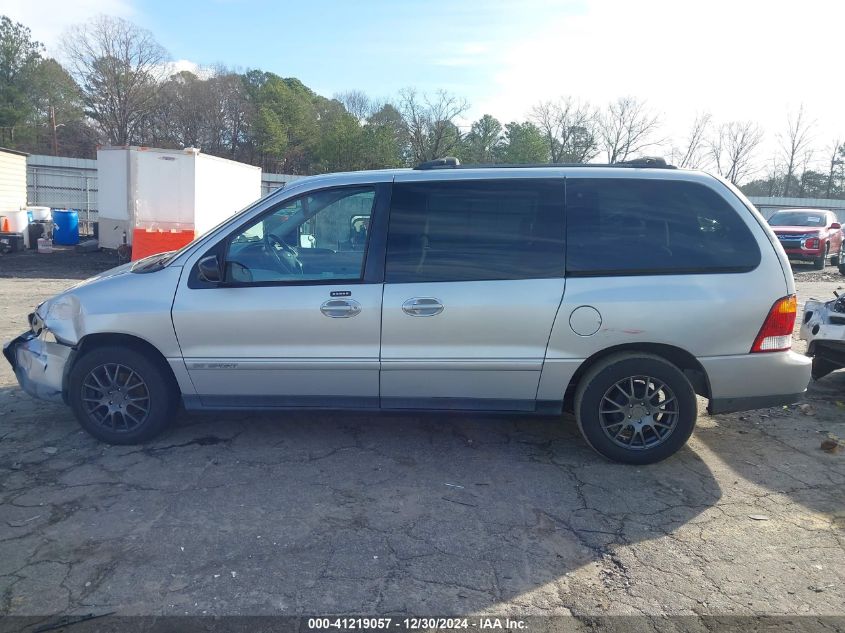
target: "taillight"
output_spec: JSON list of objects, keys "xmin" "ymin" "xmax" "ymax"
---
[
  {"xmin": 751, "ymin": 295, "xmax": 797, "ymax": 353},
  {"xmin": 803, "ymin": 237, "xmax": 820, "ymax": 249}
]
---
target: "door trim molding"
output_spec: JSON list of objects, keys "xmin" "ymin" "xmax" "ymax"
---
[
  {"xmin": 185, "ymin": 358, "xmax": 379, "ymax": 371},
  {"xmin": 380, "ymin": 358, "xmax": 542, "ymax": 371}
]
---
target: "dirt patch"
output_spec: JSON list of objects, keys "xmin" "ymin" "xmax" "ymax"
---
[{"xmin": 0, "ymin": 246, "xmax": 118, "ymax": 280}]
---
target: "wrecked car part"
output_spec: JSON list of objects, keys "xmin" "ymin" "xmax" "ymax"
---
[
  {"xmin": 3, "ymin": 332, "xmax": 73, "ymax": 402},
  {"xmin": 800, "ymin": 293, "xmax": 845, "ymax": 380}
]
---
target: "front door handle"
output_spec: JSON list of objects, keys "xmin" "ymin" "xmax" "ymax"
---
[
  {"xmin": 402, "ymin": 297, "xmax": 444, "ymax": 317},
  {"xmin": 320, "ymin": 299, "xmax": 361, "ymax": 318}
]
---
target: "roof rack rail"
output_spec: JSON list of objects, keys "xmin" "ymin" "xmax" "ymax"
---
[
  {"xmin": 414, "ymin": 157, "xmax": 461, "ymax": 170},
  {"xmin": 412, "ymin": 156, "xmax": 676, "ymax": 171},
  {"xmin": 617, "ymin": 156, "xmax": 675, "ymax": 169}
]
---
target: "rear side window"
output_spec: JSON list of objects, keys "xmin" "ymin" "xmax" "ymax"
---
[
  {"xmin": 385, "ymin": 179, "xmax": 565, "ymax": 283},
  {"xmin": 566, "ymin": 178, "xmax": 760, "ymax": 275}
]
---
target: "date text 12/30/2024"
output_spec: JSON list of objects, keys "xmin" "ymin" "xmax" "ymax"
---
[{"xmin": 307, "ymin": 617, "xmax": 528, "ymax": 630}]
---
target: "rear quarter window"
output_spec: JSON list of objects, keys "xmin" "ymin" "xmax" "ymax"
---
[{"xmin": 566, "ymin": 178, "xmax": 761, "ymax": 276}]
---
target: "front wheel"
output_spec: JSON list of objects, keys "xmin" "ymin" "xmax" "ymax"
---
[
  {"xmin": 812, "ymin": 245, "xmax": 828, "ymax": 270},
  {"xmin": 574, "ymin": 353, "xmax": 697, "ymax": 464},
  {"xmin": 68, "ymin": 346, "xmax": 177, "ymax": 444}
]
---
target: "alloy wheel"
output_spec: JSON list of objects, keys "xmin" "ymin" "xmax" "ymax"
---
[
  {"xmin": 599, "ymin": 375, "xmax": 679, "ymax": 450},
  {"xmin": 81, "ymin": 363, "xmax": 151, "ymax": 432}
]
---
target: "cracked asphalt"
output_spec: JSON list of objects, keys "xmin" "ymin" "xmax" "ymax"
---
[{"xmin": 0, "ymin": 249, "xmax": 843, "ymax": 621}]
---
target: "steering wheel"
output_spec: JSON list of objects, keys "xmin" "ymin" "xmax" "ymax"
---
[{"xmin": 264, "ymin": 232, "xmax": 303, "ymax": 275}]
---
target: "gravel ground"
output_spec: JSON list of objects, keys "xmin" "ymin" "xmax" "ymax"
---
[{"xmin": 0, "ymin": 249, "xmax": 843, "ymax": 626}]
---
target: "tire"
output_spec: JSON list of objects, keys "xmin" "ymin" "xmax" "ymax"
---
[
  {"xmin": 812, "ymin": 244, "xmax": 828, "ymax": 270},
  {"xmin": 574, "ymin": 353, "xmax": 697, "ymax": 464},
  {"xmin": 840, "ymin": 262, "xmax": 845, "ymax": 276},
  {"xmin": 831, "ymin": 252, "xmax": 840, "ymax": 267},
  {"xmin": 68, "ymin": 345, "xmax": 177, "ymax": 444}
]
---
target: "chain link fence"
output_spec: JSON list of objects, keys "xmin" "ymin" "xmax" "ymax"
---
[{"xmin": 27, "ymin": 156, "xmax": 98, "ymax": 236}]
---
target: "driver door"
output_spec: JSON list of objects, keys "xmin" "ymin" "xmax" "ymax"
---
[{"xmin": 171, "ymin": 183, "xmax": 388, "ymax": 409}]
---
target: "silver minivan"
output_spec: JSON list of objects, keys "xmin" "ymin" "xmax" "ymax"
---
[{"xmin": 3, "ymin": 160, "xmax": 812, "ymax": 463}]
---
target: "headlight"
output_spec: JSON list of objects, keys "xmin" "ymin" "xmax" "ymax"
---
[
  {"xmin": 27, "ymin": 295, "xmax": 82, "ymax": 347},
  {"xmin": 29, "ymin": 312, "xmax": 44, "ymax": 336}
]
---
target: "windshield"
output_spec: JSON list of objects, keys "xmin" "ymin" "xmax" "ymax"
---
[{"xmin": 768, "ymin": 211, "xmax": 826, "ymax": 227}]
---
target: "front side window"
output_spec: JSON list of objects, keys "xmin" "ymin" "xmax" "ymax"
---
[
  {"xmin": 385, "ymin": 179, "xmax": 565, "ymax": 283},
  {"xmin": 225, "ymin": 187, "xmax": 375, "ymax": 283},
  {"xmin": 566, "ymin": 178, "xmax": 760, "ymax": 275}
]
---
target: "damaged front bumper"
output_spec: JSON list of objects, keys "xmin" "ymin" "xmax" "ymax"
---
[
  {"xmin": 3, "ymin": 331, "xmax": 73, "ymax": 402},
  {"xmin": 800, "ymin": 295, "xmax": 845, "ymax": 380}
]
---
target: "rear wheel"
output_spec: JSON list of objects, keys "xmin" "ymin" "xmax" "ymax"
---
[
  {"xmin": 574, "ymin": 353, "xmax": 697, "ymax": 464},
  {"xmin": 68, "ymin": 345, "xmax": 177, "ymax": 444}
]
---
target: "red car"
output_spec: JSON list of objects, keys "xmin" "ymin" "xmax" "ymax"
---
[{"xmin": 768, "ymin": 209, "xmax": 843, "ymax": 270}]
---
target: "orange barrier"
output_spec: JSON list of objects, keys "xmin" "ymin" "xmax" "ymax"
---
[{"xmin": 131, "ymin": 228, "xmax": 195, "ymax": 261}]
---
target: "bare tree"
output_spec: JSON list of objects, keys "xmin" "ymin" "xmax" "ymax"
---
[
  {"xmin": 764, "ymin": 156, "xmax": 784, "ymax": 196},
  {"xmin": 144, "ymin": 66, "xmax": 249, "ymax": 159},
  {"xmin": 824, "ymin": 138, "xmax": 843, "ymax": 198},
  {"xmin": 63, "ymin": 15, "xmax": 168, "ymax": 145},
  {"xmin": 708, "ymin": 121, "xmax": 763, "ymax": 185},
  {"xmin": 201, "ymin": 69, "xmax": 243, "ymax": 157},
  {"xmin": 335, "ymin": 89, "xmax": 371, "ymax": 123},
  {"xmin": 671, "ymin": 112, "xmax": 711, "ymax": 169},
  {"xmin": 778, "ymin": 105, "xmax": 814, "ymax": 197},
  {"xmin": 398, "ymin": 87, "xmax": 469, "ymax": 163},
  {"xmin": 598, "ymin": 96, "xmax": 662, "ymax": 163},
  {"xmin": 149, "ymin": 70, "xmax": 205, "ymax": 148},
  {"xmin": 530, "ymin": 97, "xmax": 599, "ymax": 163},
  {"xmin": 797, "ymin": 149, "xmax": 815, "ymax": 197}
]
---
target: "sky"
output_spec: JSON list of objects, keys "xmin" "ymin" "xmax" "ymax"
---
[{"xmin": 3, "ymin": 0, "xmax": 844, "ymax": 171}]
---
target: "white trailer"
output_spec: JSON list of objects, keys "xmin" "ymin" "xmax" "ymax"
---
[
  {"xmin": 96, "ymin": 147, "xmax": 262, "ymax": 253},
  {"xmin": 0, "ymin": 147, "xmax": 27, "ymax": 217}
]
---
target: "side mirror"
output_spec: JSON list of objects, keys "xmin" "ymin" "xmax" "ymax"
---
[
  {"xmin": 831, "ymin": 222, "xmax": 842, "ymax": 230},
  {"xmin": 197, "ymin": 255, "xmax": 222, "ymax": 283}
]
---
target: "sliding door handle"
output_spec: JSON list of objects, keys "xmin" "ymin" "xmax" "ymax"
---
[{"xmin": 402, "ymin": 297, "xmax": 444, "ymax": 317}]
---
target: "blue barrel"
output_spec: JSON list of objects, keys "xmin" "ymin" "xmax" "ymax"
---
[{"xmin": 52, "ymin": 209, "xmax": 79, "ymax": 245}]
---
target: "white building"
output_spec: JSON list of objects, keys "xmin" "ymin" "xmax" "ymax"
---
[{"xmin": 0, "ymin": 147, "xmax": 27, "ymax": 220}]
